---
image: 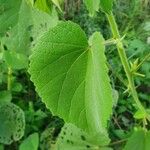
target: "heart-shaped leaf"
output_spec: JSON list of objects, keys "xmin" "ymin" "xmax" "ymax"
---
[{"xmin": 29, "ymin": 21, "xmax": 113, "ymax": 140}]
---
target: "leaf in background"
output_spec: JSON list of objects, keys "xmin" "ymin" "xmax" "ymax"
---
[
  {"xmin": 100, "ymin": 0, "xmax": 113, "ymax": 14},
  {"xmin": 34, "ymin": 0, "xmax": 52, "ymax": 14},
  {"xmin": 55, "ymin": 123, "xmax": 112, "ymax": 150},
  {"xmin": 12, "ymin": 82, "xmax": 23, "ymax": 92},
  {"xmin": 40, "ymin": 117, "xmax": 64, "ymax": 149},
  {"xmin": 0, "ymin": 0, "xmax": 58, "ymax": 54},
  {"xmin": 83, "ymin": 0, "xmax": 100, "ymax": 16},
  {"xmin": 0, "ymin": 103, "xmax": 25, "ymax": 145},
  {"xmin": 127, "ymin": 39, "xmax": 148, "ymax": 59},
  {"xmin": 124, "ymin": 129, "xmax": 150, "ymax": 150},
  {"xmin": 19, "ymin": 133, "xmax": 39, "ymax": 150},
  {"xmin": 0, "ymin": 145, "xmax": 4, "ymax": 150},
  {"xmin": 0, "ymin": 0, "xmax": 22, "ymax": 35},
  {"xmin": 0, "ymin": 91, "xmax": 12, "ymax": 104},
  {"xmin": 29, "ymin": 21, "xmax": 113, "ymax": 141},
  {"xmin": 3, "ymin": 51, "xmax": 28, "ymax": 69},
  {"xmin": 51, "ymin": 0, "xmax": 63, "ymax": 12},
  {"xmin": 112, "ymin": 89, "xmax": 119, "ymax": 107},
  {"xmin": 134, "ymin": 110, "xmax": 147, "ymax": 119},
  {"xmin": 143, "ymin": 21, "xmax": 150, "ymax": 32}
]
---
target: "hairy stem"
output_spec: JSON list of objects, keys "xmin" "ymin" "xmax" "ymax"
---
[{"xmin": 106, "ymin": 12, "xmax": 145, "ymax": 113}]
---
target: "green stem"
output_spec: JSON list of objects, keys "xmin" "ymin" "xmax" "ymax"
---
[
  {"xmin": 106, "ymin": 12, "xmax": 145, "ymax": 113},
  {"xmin": 7, "ymin": 67, "xmax": 12, "ymax": 91}
]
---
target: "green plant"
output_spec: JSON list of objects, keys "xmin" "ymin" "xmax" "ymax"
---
[
  {"xmin": 28, "ymin": 0, "xmax": 150, "ymax": 149},
  {"xmin": 0, "ymin": 0, "xmax": 60, "ymax": 149},
  {"xmin": 0, "ymin": 0, "xmax": 150, "ymax": 149}
]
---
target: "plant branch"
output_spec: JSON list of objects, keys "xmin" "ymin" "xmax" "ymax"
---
[{"xmin": 106, "ymin": 12, "xmax": 146, "ymax": 113}]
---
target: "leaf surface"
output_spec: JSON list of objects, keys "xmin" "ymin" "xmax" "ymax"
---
[
  {"xmin": 51, "ymin": 0, "xmax": 63, "ymax": 11},
  {"xmin": 0, "ymin": 91, "xmax": 12, "ymax": 104},
  {"xmin": 29, "ymin": 21, "xmax": 113, "ymax": 140},
  {"xmin": 19, "ymin": 133, "xmax": 39, "ymax": 150},
  {"xmin": 100, "ymin": 0, "xmax": 113, "ymax": 14},
  {"xmin": 34, "ymin": 0, "xmax": 52, "ymax": 13},
  {"xmin": 0, "ymin": 103, "xmax": 25, "ymax": 144},
  {"xmin": 83, "ymin": 0, "xmax": 100, "ymax": 16},
  {"xmin": 124, "ymin": 129, "xmax": 150, "ymax": 150},
  {"xmin": 0, "ymin": 0, "xmax": 58, "ymax": 54},
  {"xmin": 3, "ymin": 51, "xmax": 28, "ymax": 69},
  {"xmin": 55, "ymin": 123, "xmax": 112, "ymax": 150},
  {"xmin": 83, "ymin": 0, "xmax": 113, "ymax": 15}
]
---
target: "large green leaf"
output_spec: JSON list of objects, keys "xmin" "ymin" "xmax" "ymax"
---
[
  {"xmin": 55, "ymin": 123, "xmax": 112, "ymax": 150},
  {"xmin": 83, "ymin": 0, "xmax": 100, "ymax": 16},
  {"xmin": 100, "ymin": 0, "xmax": 113, "ymax": 14},
  {"xmin": 124, "ymin": 129, "xmax": 150, "ymax": 150},
  {"xmin": 29, "ymin": 21, "xmax": 113, "ymax": 140},
  {"xmin": 0, "ymin": 103, "xmax": 25, "ymax": 144},
  {"xmin": 0, "ymin": 0, "xmax": 58, "ymax": 54}
]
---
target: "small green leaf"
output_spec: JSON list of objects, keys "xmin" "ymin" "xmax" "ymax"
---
[
  {"xmin": 0, "ymin": 103, "xmax": 25, "ymax": 145},
  {"xmin": 55, "ymin": 123, "xmax": 112, "ymax": 150},
  {"xmin": 19, "ymin": 133, "xmax": 39, "ymax": 150},
  {"xmin": 134, "ymin": 110, "xmax": 147, "ymax": 119},
  {"xmin": 124, "ymin": 129, "xmax": 150, "ymax": 150},
  {"xmin": 3, "ymin": 51, "xmax": 28, "ymax": 70},
  {"xmin": 83, "ymin": 0, "xmax": 100, "ymax": 16},
  {"xmin": 100, "ymin": 0, "xmax": 113, "ymax": 14},
  {"xmin": 0, "ymin": 91, "xmax": 12, "ymax": 104},
  {"xmin": 113, "ymin": 129, "xmax": 127, "ymax": 139},
  {"xmin": 51, "ymin": 0, "xmax": 63, "ymax": 12},
  {"xmin": 29, "ymin": 21, "xmax": 113, "ymax": 141},
  {"xmin": 34, "ymin": 0, "xmax": 52, "ymax": 14},
  {"xmin": 12, "ymin": 82, "xmax": 23, "ymax": 92}
]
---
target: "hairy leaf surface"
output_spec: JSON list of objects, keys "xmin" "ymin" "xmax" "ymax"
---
[{"xmin": 29, "ymin": 21, "xmax": 113, "ymax": 140}]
